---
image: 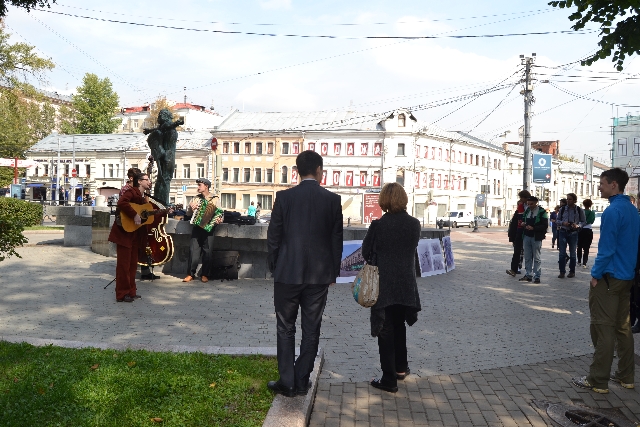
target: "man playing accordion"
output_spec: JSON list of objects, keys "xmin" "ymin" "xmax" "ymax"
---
[{"xmin": 183, "ymin": 178, "xmax": 224, "ymax": 283}]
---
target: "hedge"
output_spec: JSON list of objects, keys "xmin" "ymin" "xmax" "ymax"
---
[
  {"xmin": 0, "ymin": 213, "xmax": 27, "ymax": 261},
  {"xmin": 0, "ymin": 198, "xmax": 43, "ymax": 226}
]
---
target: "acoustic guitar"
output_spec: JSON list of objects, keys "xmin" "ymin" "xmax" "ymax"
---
[{"xmin": 120, "ymin": 202, "xmax": 173, "ymax": 232}]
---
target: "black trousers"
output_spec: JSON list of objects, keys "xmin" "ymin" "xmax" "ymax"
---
[
  {"xmin": 188, "ymin": 227, "xmax": 215, "ymax": 277},
  {"xmin": 577, "ymin": 228, "xmax": 594, "ymax": 265},
  {"xmin": 510, "ymin": 232, "xmax": 524, "ymax": 272},
  {"xmin": 274, "ymin": 282, "xmax": 329, "ymax": 390},
  {"xmin": 377, "ymin": 305, "xmax": 409, "ymax": 388}
]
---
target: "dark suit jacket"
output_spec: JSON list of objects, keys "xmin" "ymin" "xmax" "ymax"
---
[{"xmin": 267, "ymin": 179, "xmax": 343, "ymax": 284}]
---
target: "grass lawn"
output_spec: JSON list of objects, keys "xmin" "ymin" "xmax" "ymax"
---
[
  {"xmin": 0, "ymin": 341, "xmax": 278, "ymax": 427},
  {"xmin": 23, "ymin": 226, "xmax": 64, "ymax": 230}
]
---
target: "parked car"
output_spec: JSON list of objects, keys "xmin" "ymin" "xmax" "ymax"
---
[
  {"xmin": 435, "ymin": 211, "xmax": 475, "ymax": 228},
  {"xmin": 592, "ymin": 211, "xmax": 603, "ymax": 228},
  {"xmin": 474, "ymin": 215, "xmax": 492, "ymax": 227}
]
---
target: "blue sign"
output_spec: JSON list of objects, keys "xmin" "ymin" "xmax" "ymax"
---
[
  {"xmin": 475, "ymin": 193, "xmax": 486, "ymax": 207},
  {"xmin": 532, "ymin": 154, "xmax": 552, "ymax": 184}
]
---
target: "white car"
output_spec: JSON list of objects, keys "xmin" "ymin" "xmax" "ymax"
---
[
  {"xmin": 436, "ymin": 211, "xmax": 475, "ymax": 228},
  {"xmin": 592, "ymin": 212, "xmax": 603, "ymax": 228}
]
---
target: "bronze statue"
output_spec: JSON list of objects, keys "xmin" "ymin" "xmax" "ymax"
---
[{"xmin": 144, "ymin": 109, "xmax": 184, "ymax": 204}]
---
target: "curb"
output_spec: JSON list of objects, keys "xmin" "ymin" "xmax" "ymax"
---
[
  {"xmin": 262, "ymin": 348, "xmax": 324, "ymax": 427},
  {"xmin": 0, "ymin": 336, "xmax": 324, "ymax": 427}
]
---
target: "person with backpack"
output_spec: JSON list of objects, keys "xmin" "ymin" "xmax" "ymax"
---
[
  {"xmin": 518, "ymin": 196, "xmax": 548, "ymax": 284},
  {"xmin": 557, "ymin": 193, "xmax": 586, "ymax": 278},
  {"xmin": 577, "ymin": 199, "xmax": 596, "ymax": 269}
]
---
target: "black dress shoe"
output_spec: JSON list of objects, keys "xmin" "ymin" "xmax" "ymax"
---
[
  {"xmin": 396, "ymin": 367, "xmax": 410, "ymax": 380},
  {"xmin": 296, "ymin": 381, "xmax": 312, "ymax": 396},
  {"xmin": 141, "ymin": 273, "xmax": 160, "ymax": 280},
  {"xmin": 267, "ymin": 380, "xmax": 296, "ymax": 397},
  {"xmin": 116, "ymin": 295, "xmax": 134, "ymax": 302},
  {"xmin": 370, "ymin": 378, "xmax": 398, "ymax": 393}
]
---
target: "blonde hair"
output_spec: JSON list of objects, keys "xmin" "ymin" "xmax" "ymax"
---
[{"xmin": 378, "ymin": 182, "xmax": 408, "ymax": 213}]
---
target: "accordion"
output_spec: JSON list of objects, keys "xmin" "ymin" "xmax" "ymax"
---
[{"xmin": 190, "ymin": 196, "xmax": 224, "ymax": 232}]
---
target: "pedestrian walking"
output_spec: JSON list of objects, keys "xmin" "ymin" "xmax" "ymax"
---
[
  {"xmin": 577, "ymin": 199, "xmax": 595, "ymax": 268},
  {"xmin": 550, "ymin": 205, "xmax": 560, "ymax": 248},
  {"xmin": 266, "ymin": 150, "xmax": 343, "ymax": 397},
  {"xmin": 362, "ymin": 182, "xmax": 421, "ymax": 394},
  {"xmin": 572, "ymin": 168, "xmax": 639, "ymax": 394},
  {"xmin": 506, "ymin": 190, "xmax": 530, "ymax": 277},
  {"xmin": 519, "ymin": 196, "xmax": 548, "ymax": 284},
  {"xmin": 557, "ymin": 193, "xmax": 586, "ymax": 278}
]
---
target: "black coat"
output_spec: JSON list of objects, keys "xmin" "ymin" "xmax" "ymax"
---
[
  {"xmin": 267, "ymin": 180, "xmax": 343, "ymax": 285},
  {"xmin": 362, "ymin": 211, "xmax": 421, "ymax": 337}
]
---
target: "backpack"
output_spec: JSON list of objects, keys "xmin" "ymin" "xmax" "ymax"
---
[{"xmin": 559, "ymin": 205, "xmax": 584, "ymax": 227}]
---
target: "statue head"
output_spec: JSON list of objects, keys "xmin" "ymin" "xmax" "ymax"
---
[{"xmin": 157, "ymin": 108, "xmax": 173, "ymax": 125}]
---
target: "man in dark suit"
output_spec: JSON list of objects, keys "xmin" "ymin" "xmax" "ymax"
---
[{"xmin": 267, "ymin": 150, "xmax": 343, "ymax": 397}]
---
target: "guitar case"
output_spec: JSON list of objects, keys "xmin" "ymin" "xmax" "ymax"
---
[{"xmin": 209, "ymin": 251, "xmax": 240, "ymax": 281}]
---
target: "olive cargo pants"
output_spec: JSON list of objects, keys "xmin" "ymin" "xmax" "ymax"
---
[{"xmin": 587, "ymin": 276, "xmax": 635, "ymax": 389}]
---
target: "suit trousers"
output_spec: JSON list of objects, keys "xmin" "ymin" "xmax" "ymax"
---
[
  {"xmin": 377, "ymin": 304, "xmax": 409, "ymax": 388},
  {"xmin": 115, "ymin": 241, "xmax": 139, "ymax": 300},
  {"xmin": 510, "ymin": 232, "xmax": 524, "ymax": 272},
  {"xmin": 587, "ymin": 276, "xmax": 635, "ymax": 389},
  {"xmin": 274, "ymin": 282, "xmax": 329, "ymax": 390},
  {"xmin": 188, "ymin": 227, "xmax": 215, "ymax": 277}
]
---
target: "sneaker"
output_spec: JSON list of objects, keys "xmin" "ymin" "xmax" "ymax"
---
[
  {"xmin": 610, "ymin": 375, "xmax": 635, "ymax": 389},
  {"xmin": 534, "ymin": 278, "xmax": 540, "ymax": 284},
  {"xmin": 506, "ymin": 269, "xmax": 516, "ymax": 277},
  {"xmin": 567, "ymin": 272, "xmax": 575, "ymax": 278},
  {"xmin": 582, "ymin": 264, "xmax": 587, "ymax": 269},
  {"xmin": 518, "ymin": 276, "xmax": 532, "ymax": 282},
  {"xmin": 572, "ymin": 376, "xmax": 609, "ymax": 394}
]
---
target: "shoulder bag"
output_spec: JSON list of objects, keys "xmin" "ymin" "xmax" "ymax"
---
[{"xmin": 351, "ymin": 223, "xmax": 380, "ymax": 307}]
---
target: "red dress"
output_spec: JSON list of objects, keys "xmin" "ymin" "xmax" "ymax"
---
[{"xmin": 108, "ymin": 186, "xmax": 147, "ymax": 300}]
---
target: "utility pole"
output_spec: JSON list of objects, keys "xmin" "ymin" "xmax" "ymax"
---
[
  {"xmin": 521, "ymin": 53, "xmax": 536, "ymax": 192},
  {"xmin": 485, "ymin": 154, "xmax": 489, "ymax": 218}
]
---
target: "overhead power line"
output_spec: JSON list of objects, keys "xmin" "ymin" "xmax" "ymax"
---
[{"xmin": 36, "ymin": 9, "xmax": 595, "ymax": 40}]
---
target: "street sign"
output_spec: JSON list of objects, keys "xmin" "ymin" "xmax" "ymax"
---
[
  {"xmin": 532, "ymin": 154, "xmax": 552, "ymax": 184},
  {"xmin": 71, "ymin": 168, "xmax": 77, "ymax": 177},
  {"xmin": 69, "ymin": 178, "xmax": 78, "ymax": 188}
]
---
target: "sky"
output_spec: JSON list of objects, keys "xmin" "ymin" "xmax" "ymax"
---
[{"xmin": 7, "ymin": 0, "xmax": 640, "ymax": 164}]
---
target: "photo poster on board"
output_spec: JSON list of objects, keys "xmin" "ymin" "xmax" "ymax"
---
[
  {"xmin": 442, "ymin": 236, "xmax": 455, "ymax": 272},
  {"xmin": 417, "ymin": 238, "xmax": 446, "ymax": 277},
  {"xmin": 336, "ymin": 240, "xmax": 365, "ymax": 283}
]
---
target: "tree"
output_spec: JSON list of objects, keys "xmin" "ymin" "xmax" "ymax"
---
[
  {"xmin": 0, "ymin": 212, "xmax": 27, "ymax": 261},
  {"xmin": 143, "ymin": 96, "xmax": 183, "ymax": 131},
  {"xmin": 59, "ymin": 73, "xmax": 120, "ymax": 134},
  {"xmin": 0, "ymin": 0, "xmax": 55, "ymax": 18},
  {"xmin": 0, "ymin": 28, "xmax": 55, "ymax": 186},
  {"xmin": 557, "ymin": 153, "xmax": 579, "ymax": 162},
  {"xmin": 549, "ymin": 0, "xmax": 640, "ymax": 70}
]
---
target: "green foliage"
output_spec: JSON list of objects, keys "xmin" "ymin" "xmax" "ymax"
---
[
  {"xmin": 0, "ymin": 1, "xmax": 56, "ymax": 17},
  {"xmin": 557, "ymin": 153, "xmax": 579, "ymax": 162},
  {"xmin": 0, "ymin": 198, "xmax": 43, "ymax": 226},
  {"xmin": 0, "ymin": 212, "xmax": 27, "ymax": 261},
  {"xmin": 549, "ymin": 0, "xmax": 640, "ymax": 70},
  {"xmin": 0, "ymin": 341, "xmax": 278, "ymax": 426},
  {"xmin": 60, "ymin": 73, "xmax": 121, "ymax": 135}
]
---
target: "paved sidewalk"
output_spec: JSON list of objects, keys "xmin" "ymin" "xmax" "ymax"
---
[{"xmin": 2, "ymin": 229, "xmax": 639, "ymax": 426}]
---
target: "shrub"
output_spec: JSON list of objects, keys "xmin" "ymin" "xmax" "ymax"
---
[
  {"xmin": 0, "ymin": 198, "xmax": 42, "ymax": 226},
  {"xmin": 0, "ymin": 213, "xmax": 27, "ymax": 261}
]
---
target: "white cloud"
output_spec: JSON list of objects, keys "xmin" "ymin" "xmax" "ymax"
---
[
  {"xmin": 258, "ymin": 0, "xmax": 291, "ymax": 10},
  {"xmin": 236, "ymin": 81, "xmax": 317, "ymax": 110}
]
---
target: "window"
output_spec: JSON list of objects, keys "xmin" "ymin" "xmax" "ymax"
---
[
  {"xmin": 255, "ymin": 168, "xmax": 262, "ymax": 183},
  {"xmin": 458, "ymin": 151, "xmax": 462, "ymax": 163},
  {"xmin": 424, "ymin": 146, "xmax": 429, "ymax": 159},
  {"xmin": 360, "ymin": 143, "xmax": 368, "ymax": 155},
  {"xmin": 494, "ymin": 159, "xmax": 497, "ymax": 169},
  {"xmin": 498, "ymin": 160, "xmax": 501, "ymax": 169},
  {"xmin": 131, "ymin": 163, "xmax": 138, "ymax": 171},
  {"xmin": 64, "ymin": 164, "xmax": 70, "ymax": 176},
  {"xmin": 85, "ymin": 165, "xmax": 90, "ymax": 177},
  {"xmin": 334, "ymin": 143, "xmax": 341, "ymax": 155},
  {"xmin": 476, "ymin": 155, "xmax": 479, "ymax": 166},
  {"xmin": 308, "ymin": 142, "xmax": 316, "ymax": 152},
  {"xmin": 257, "ymin": 194, "xmax": 273, "ymax": 210},
  {"xmin": 267, "ymin": 142, "xmax": 274, "ymax": 154},
  {"xmin": 282, "ymin": 142, "xmax": 289, "ymax": 155},
  {"xmin": 292, "ymin": 142, "xmax": 300, "ymax": 154},
  {"xmin": 244, "ymin": 142, "xmax": 251, "ymax": 154},
  {"xmin": 220, "ymin": 193, "xmax": 236, "ymax": 209},
  {"xmin": 429, "ymin": 173, "xmax": 434, "ymax": 188},
  {"xmin": 397, "ymin": 143, "xmax": 405, "ymax": 156},
  {"xmin": 437, "ymin": 174, "xmax": 441, "ymax": 188},
  {"xmin": 222, "ymin": 168, "xmax": 229, "ymax": 182},
  {"xmin": 438, "ymin": 148, "xmax": 442, "ymax": 160},
  {"xmin": 244, "ymin": 168, "xmax": 251, "ymax": 182},
  {"xmin": 222, "ymin": 142, "xmax": 229, "ymax": 154},
  {"xmin": 445, "ymin": 150, "xmax": 449, "ymax": 161},
  {"xmin": 183, "ymin": 164, "xmax": 191, "ymax": 179},
  {"xmin": 256, "ymin": 142, "xmax": 263, "ymax": 154},
  {"xmin": 291, "ymin": 166, "xmax": 298, "ymax": 184},
  {"xmin": 482, "ymin": 156, "xmax": 485, "ymax": 167},
  {"xmin": 44, "ymin": 164, "xmax": 49, "ymax": 176},
  {"xmin": 243, "ymin": 194, "xmax": 251, "ymax": 209},
  {"xmin": 173, "ymin": 164, "xmax": 177, "ymax": 178},
  {"xmin": 508, "ymin": 188, "xmax": 512, "ymax": 199},
  {"xmin": 109, "ymin": 164, "xmax": 114, "ymax": 178},
  {"xmin": 197, "ymin": 163, "xmax": 205, "ymax": 178},
  {"xmin": 464, "ymin": 177, "xmax": 468, "ymax": 190},
  {"xmin": 347, "ymin": 143, "xmax": 354, "ymax": 156},
  {"xmin": 498, "ymin": 180, "xmax": 501, "ymax": 195},
  {"xmin": 360, "ymin": 171, "xmax": 367, "ymax": 187},
  {"xmin": 398, "ymin": 113, "xmax": 406, "ymax": 127},
  {"xmin": 281, "ymin": 166, "xmax": 288, "ymax": 183},
  {"xmin": 396, "ymin": 170, "xmax": 405, "ymax": 186},
  {"xmin": 634, "ymin": 138, "xmax": 640, "ymax": 156},
  {"xmin": 415, "ymin": 145, "xmax": 421, "ymax": 158},
  {"xmin": 618, "ymin": 138, "xmax": 628, "ymax": 156},
  {"xmin": 464, "ymin": 153, "xmax": 468, "ymax": 163},
  {"xmin": 266, "ymin": 168, "xmax": 273, "ymax": 183},
  {"xmin": 233, "ymin": 142, "xmax": 240, "ymax": 154},
  {"xmin": 233, "ymin": 168, "xmax": 239, "ymax": 183},
  {"xmin": 115, "ymin": 164, "xmax": 119, "ymax": 178}
]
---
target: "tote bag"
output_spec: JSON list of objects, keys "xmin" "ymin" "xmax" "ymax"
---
[{"xmin": 351, "ymin": 224, "xmax": 379, "ymax": 307}]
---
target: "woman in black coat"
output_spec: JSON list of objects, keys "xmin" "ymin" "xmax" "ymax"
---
[{"xmin": 362, "ymin": 182, "xmax": 421, "ymax": 393}]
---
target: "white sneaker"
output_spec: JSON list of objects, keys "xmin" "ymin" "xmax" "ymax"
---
[{"xmin": 582, "ymin": 264, "xmax": 587, "ymax": 269}]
